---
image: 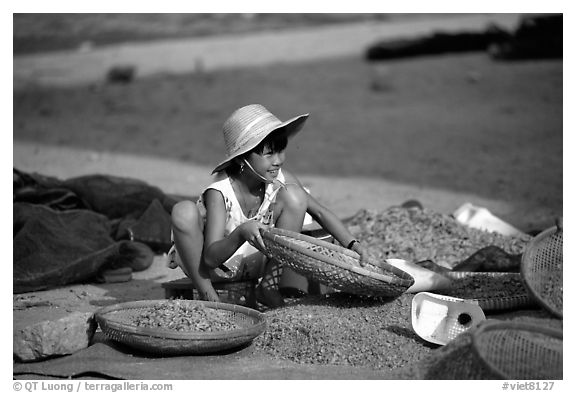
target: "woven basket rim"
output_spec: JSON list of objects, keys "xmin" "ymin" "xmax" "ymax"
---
[
  {"xmin": 444, "ymin": 271, "xmax": 522, "ymax": 279},
  {"xmin": 441, "ymin": 272, "xmax": 533, "ymax": 311},
  {"xmin": 95, "ymin": 299, "xmax": 266, "ymax": 340},
  {"xmin": 475, "ymin": 294, "xmax": 533, "ymax": 311},
  {"xmin": 520, "ymin": 225, "xmax": 563, "ymax": 318},
  {"xmin": 473, "ymin": 320, "xmax": 563, "ymax": 340},
  {"xmin": 471, "ymin": 320, "xmax": 563, "ymax": 378},
  {"xmin": 262, "ymin": 227, "xmax": 414, "ymax": 286}
]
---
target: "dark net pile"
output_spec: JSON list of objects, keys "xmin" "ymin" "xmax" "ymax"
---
[
  {"xmin": 345, "ymin": 208, "xmax": 532, "ymax": 268},
  {"xmin": 253, "ymin": 293, "xmax": 434, "ymax": 371},
  {"xmin": 133, "ymin": 300, "xmax": 240, "ymax": 332}
]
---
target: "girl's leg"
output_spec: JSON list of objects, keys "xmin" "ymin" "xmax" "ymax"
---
[
  {"xmin": 270, "ymin": 184, "xmax": 309, "ymax": 296},
  {"xmin": 275, "ymin": 184, "xmax": 308, "ymax": 231},
  {"xmin": 171, "ymin": 200, "xmax": 219, "ymax": 302},
  {"xmin": 256, "ymin": 259, "xmax": 285, "ymax": 308}
]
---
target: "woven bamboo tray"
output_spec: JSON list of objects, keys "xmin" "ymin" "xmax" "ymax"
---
[
  {"xmin": 95, "ymin": 300, "xmax": 266, "ymax": 356},
  {"xmin": 438, "ymin": 271, "xmax": 535, "ymax": 311},
  {"xmin": 521, "ymin": 225, "xmax": 563, "ymax": 318},
  {"xmin": 471, "ymin": 321, "xmax": 563, "ymax": 379},
  {"xmin": 425, "ymin": 321, "xmax": 563, "ymax": 379},
  {"xmin": 261, "ymin": 228, "xmax": 414, "ymax": 297}
]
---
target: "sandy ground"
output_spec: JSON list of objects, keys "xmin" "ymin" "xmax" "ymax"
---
[
  {"xmin": 13, "ymin": 141, "xmax": 525, "ymax": 222},
  {"xmin": 11, "ymin": 14, "xmax": 564, "ymax": 380},
  {"xmin": 14, "ymin": 13, "xmax": 561, "ymax": 230},
  {"xmin": 14, "ymin": 14, "xmax": 522, "ymax": 89}
]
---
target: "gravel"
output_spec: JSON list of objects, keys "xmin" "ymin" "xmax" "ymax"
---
[
  {"xmin": 133, "ymin": 300, "xmax": 240, "ymax": 332},
  {"xmin": 251, "ymin": 207, "xmax": 555, "ymax": 377},
  {"xmin": 253, "ymin": 293, "xmax": 434, "ymax": 371},
  {"xmin": 346, "ymin": 207, "xmax": 532, "ymax": 268},
  {"xmin": 253, "ymin": 294, "xmax": 561, "ymax": 378},
  {"xmin": 438, "ymin": 272, "xmax": 529, "ymax": 301}
]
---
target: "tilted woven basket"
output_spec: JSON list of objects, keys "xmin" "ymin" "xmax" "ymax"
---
[
  {"xmin": 521, "ymin": 225, "xmax": 563, "ymax": 318},
  {"xmin": 440, "ymin": 271, "xmax": 535, "ymax": 311},
  {"xmin": 261, "ymin": 228, "xmax": 414, "ymax": 297},
  {"xmin": 424, "ymin": 320, "xmax": 563, "ymax": 379},
  {"xmin": 95, "ymin": 300, "xmax": 266, "ymax": 356},
  {"xmin": 471, "ymin": 321, "xmax": 563, "ymax": 379}
]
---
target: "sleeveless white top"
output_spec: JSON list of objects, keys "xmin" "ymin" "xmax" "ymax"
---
[{"xmin": 169, "ymin": 169, "xmax": 287, "ymax": 281}]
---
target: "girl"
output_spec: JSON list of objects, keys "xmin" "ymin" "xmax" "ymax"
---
[{"xmin": 169, "ymin": 104, "xmax": 370, "ymax": 307}]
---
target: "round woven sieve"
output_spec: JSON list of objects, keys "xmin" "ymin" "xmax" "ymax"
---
[
  {"xmin": 261, "ymin": 227, "xmax": 414, "ymax": 297},
  {"xmin": 95, "ymin": 299, "xmax": 266, "ymax": 356},
  {"xmin": 521, "ymin": 225, "xmax": 563, "ymax": 318},
  {"xmin": 471, "ymin": 321, "xmax": 563, "ymax": 379}
]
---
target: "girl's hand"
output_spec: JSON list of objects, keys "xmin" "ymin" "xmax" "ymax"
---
[
  {"xmin": 238, "ymin": 221, "xmax": 269, "ymax": 255},
  {"xmin": 350, "ymin": 242, "xmax": 374, "ymax": 267}
]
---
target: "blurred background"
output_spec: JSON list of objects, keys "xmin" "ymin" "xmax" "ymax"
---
[{"xmin": 13, "ymin": 13, "xmax": 563, "ymax": 233}]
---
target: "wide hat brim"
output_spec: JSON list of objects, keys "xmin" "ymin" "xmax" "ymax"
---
[{"xmin": 211, "ymin": 113, "xmax": 309, "ymax": 174}]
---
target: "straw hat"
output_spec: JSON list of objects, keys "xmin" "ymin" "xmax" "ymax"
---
[{"xmin": 212, "ymin": 104, "xmax": 309, "ymax": 174}]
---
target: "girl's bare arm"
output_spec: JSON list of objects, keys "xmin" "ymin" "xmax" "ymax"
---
[
  {"xmin": 283, "ymin": 169, "xmax": 372, "ymax": 265},
  {"xmin": 202, "ymin": 189, "xmax": 268, "ymax": 268}
]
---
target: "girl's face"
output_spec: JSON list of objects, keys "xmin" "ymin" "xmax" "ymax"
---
[{"xmin": 246, "ymin": 145, "xmax": 286, "ymax": 182}]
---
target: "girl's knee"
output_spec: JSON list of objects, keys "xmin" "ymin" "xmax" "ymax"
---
[
  {"xmin": 171, "ymin": 200, "xmax": 200, "ymax": 232},
  {"xmin": 282, "ymin": 184, "xmax": 307, "ymax": 213}
]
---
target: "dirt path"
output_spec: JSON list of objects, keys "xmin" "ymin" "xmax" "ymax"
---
[
  {"xmin": 14, "ymin": 13, "xmax": 559, "ymax": 231},
  {"xmin": 14, "ymin": 140, "xmax": 521, "ymax": 220},
  {"xmin": 14, "ymin": 14, "xmax": 521, "ymax": 89}
]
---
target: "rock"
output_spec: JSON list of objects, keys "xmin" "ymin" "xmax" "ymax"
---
[
  {"xmin": 13, "ymin": 311, "xmax": 97, "ymax": 362},
  {"xmin": 106, "ymin": 65, "xmax": 136, "ymax": 84},
  {"xmin": 400, "ymin": 199, "xmax": 424, "ymax": 210}
]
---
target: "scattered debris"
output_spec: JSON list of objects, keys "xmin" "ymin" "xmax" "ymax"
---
[{"xmin": 106, "ymin": 65, "xmax": 137, "ymax": 84}]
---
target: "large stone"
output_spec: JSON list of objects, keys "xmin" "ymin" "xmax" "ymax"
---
[{"xmin": 13, "ymin": 311, "xmax": 97, "ymax": 362}]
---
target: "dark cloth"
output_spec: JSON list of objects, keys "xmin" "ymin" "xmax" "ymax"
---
[
  {"xmin": 12, "ymin": 337, "xmax": 392, "ymax": 380},
  {"xmin": 451, "ymin": 246, "xmax": 522, "ymax": 272},
  {"xmin": 415, "ymin": 246, "xmax": 522, "ymax": 273},
  {"xmin": 13, "ymin": 168, "xmax": 180, "ymax": 293},
  {"xmin": 14, "ymin": 168, "xmax": 177, "ymax": 221},
  {"xmin": 13, "ymin": 169, "xmax": 89, "ymax": 211},
  {"xmin": 113, "ymin": 198, "xmax": 173, "ymax": 252},
  {"xmin": 61, "ymin": 174, "xmax": 172, "ymax": 219},
  {"xmin": 13, "ymin": 203, "xmax": 120, "ymax": 293}
]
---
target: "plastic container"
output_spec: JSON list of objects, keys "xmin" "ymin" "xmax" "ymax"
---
[
  {"xmin": 452, "ymin": 202, "xmax": 524, "ymax": 236},
  {"xmin": 411, "ymin": 292, "xmax": 486, "ymax": 345}
]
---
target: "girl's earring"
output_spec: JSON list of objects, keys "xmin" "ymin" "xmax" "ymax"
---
[{"xmin": 240, "ymin": 162, "xmax": 245, "ymax": 173}]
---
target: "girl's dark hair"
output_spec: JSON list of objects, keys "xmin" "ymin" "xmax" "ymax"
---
[
  {"xmin": 226, "ymin": 129, "xmax": 288, "ymax": 175},
  {"xmin": 252, "ymin": 129, "xmax": 288, "ymax": 155}
]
